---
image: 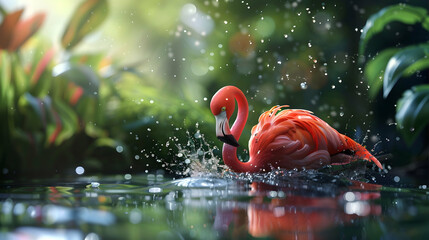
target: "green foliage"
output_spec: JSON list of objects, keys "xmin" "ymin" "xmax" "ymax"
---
[
  {"xmin": 383, "ymin": 44, "xmax": 429, "ymax": 98},
  {"xmin": 0, "ymin": 0, "xmax": 123, "ymax": 178},
  {"xmin": 0, "ymin": 0, "xmax": 221, "ymax": 178},
  {"xmin": 61, "ymin": 0, "xmax": 108, "ymax": 50},
  {"xmin": 365, "ymin": 48, "xmax": 399, "ymax": 98},
  {"xmin": 360, "ymin": 4, "xmax": 429, "ymax": 55},
  {"xmin": 0, "ymin": 9, "xmax": 45, "ymax": 51},
  {"xmin": 396, "ymin": 85, "xmax": 429, "ymax": 144},
  {"xmin": 361, "ymin": 4, "xmax": 429, "ymax": 145}
]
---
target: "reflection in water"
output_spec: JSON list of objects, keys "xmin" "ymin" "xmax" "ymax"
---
[
  {"xmin": 213, "ymin": 180, "xmax": 382, "ymax": 240},
  {"xmin": 0, "ymin": 171, "xmax": 428, "ymax": 239}
]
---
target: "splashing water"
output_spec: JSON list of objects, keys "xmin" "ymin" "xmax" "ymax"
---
[{"xmin": 164, "ymin": 128, "xmax": 226, "ymax": 177}]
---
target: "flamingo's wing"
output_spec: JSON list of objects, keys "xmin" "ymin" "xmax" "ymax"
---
[{"xmin": 248, "ymin": 106, "xmax": 382, "ymax": 169}]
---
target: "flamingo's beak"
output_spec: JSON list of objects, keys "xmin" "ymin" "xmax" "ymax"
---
[{"xmin": 215, "ymin": 111, "xmax": 240, "ymax": 147}]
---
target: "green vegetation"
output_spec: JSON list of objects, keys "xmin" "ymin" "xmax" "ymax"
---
[
  {"xmin": 361, "ymin": 4, "xmax": 429, "ymax": 144},
  {"xmin": 0, "ymin": 0, "xmax": 214, "ymax": 178}
]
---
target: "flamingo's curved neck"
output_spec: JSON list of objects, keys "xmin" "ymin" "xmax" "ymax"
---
[{"xmin": 222, "ymin": 87, "xmax": 253, "ymax": 172}]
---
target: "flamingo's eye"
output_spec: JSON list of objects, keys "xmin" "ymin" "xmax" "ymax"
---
[{"xmin": 221, "ymin": 106, "xmax": 226, "ymax": 111}]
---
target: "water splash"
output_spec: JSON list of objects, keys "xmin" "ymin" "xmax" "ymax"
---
[{"xmin": 164, "ymin": 127, "xmax": 226, "ymax": 177}]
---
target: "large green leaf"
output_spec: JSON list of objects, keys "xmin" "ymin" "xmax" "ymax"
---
[
  {"xmin": 383, "ymin": 44, "xmax": 429, "ymax": 98},
  {"xmin": 360, "ymin": 4, "xmax": 428, "ymax": 55},
  {"xmin": 396, "ymin": 84, "xmax": 429, "ymax": 144},
  {"xmin": 396, "ymin": 85, "xmax": 429, "ymax": 144},
  {"xmin": 364, "ymin": 48, "xmax": 399, "ymax": 98},
  {"xmin": 61, "ymin": 0, "xmax": 108, "ymax": 50}
]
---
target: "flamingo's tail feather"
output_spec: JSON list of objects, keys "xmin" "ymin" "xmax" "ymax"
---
[{"xmin": 343, "ymin": 136, "xmax": 383, "ymax": 169}]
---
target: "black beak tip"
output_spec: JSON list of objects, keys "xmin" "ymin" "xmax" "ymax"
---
[{"xmin": 217, "ymin": 134, "xmax": 240, "ymax": 147}]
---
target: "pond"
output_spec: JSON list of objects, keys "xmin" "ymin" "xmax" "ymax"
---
[{"xmin": 1, "ymin": 163, "xmax": 429, "ymax": 240}]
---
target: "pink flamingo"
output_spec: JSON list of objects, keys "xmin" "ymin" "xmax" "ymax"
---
[{"xmin": 210, "ymin": 86, "xmax": 383, "ymax": 173}]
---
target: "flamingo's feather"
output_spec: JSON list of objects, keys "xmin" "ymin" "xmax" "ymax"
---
[{"xmin": 248, "ymin": 106, "xmax": 382, "ymax": 170}]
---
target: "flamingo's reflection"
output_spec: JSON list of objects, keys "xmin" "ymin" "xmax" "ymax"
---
[{"xmin": 215, "ymin": 181, "xmax": 381, "ymax": 240}]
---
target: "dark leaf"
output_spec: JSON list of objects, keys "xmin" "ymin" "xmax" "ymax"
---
[
  {"xmin": 364, "ymin": 48, "xmax": 399, "ymax": 98},
  {"xmin": 52, "ymin": 63, "xmax": 100, "ymax": 96},
  {"xmin": 20, "ymin": 93, "xmax": 47, "ymax": 129},
  {"xmin": 396, "ymin": 84, "xmax": 429, "ymax": 144},
  {"xmin": 360, "ymin": 4, "xmax": 428, "ymax": 55},
  {"xmin": 383, "ymin": 44, "xmax": 429, "ymax": 98}
]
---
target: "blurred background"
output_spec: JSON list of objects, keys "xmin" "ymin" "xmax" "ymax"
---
[{"xmin": 0, "ymin": 0, "xmax": 428, "ymax": 181}]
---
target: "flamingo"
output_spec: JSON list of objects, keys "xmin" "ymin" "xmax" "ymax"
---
[{"xmin": 210, "ymin": 86, "xmax": 383, "ymax": 173}]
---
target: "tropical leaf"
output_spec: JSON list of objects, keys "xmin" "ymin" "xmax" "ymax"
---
[
  {"xmin": 396, "ymin": 84, "xmax": 429, "ymax": 144},
  {"xmin": 11, "ymin": 54, "xmax": 29, "ymax": 97},
  {"xmin": 30, "ymin": 48, "xmax": 55, "ymax": 97},
  {"xmin": 383, "ymin": 44, "xmax": 429, "ymax": 98},
  {"xmin": 69, "ymin": 53, "xmax": 105, "ymax": 67},
  {"xmin": 8, "ymin": 12, "xmax": 45, "ymax": 51},
  {"xmin": 31, "ymin": 48, "xmax": 55, "ymax": 85},
  {"xmin": 0, "ymin": 51, "xmax": 12, "ymax": 108},
  {"xmin": 0, "ymin": 9, "xmax": 23, "ymax": 49},
  {"xmin": 20, "ymin": 93, "xmax": 47, "ymax": 129},
  {"xmin": 360, "ymin": 4, "xmax": 428, "ymax": 55},
  {"xmin": 52, "ymin": 63, "xmax": 100, "ymax": 96},
  {"xmin": 87, "ymin": 137, "xmax": 131, "ymax": 161},
  {"xmin": 52, "ymin": 100, "xmax": 79, "ymax": 144},
  {"xmin": 41, "ymin": 97, "xmax": 62, "ymax": 145},
  {"xmin": 364, "ymin": 48, "xmax": 399, "ymax": 98},
  {"xmin": 61, "ymin": 0, "xmax": 108, "ymax": 50}
]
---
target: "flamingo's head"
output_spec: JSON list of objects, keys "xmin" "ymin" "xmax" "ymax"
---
[{"xmin": 210, "ymin": 87, "xmax": 240, "ymax": 147}]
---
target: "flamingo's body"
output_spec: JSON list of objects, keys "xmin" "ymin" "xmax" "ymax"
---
[{"xmin": 210, "ymin": 86, "xmax": 382, "ymax": 173}]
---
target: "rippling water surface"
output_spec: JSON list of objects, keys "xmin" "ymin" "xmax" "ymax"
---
[{"xmin": 1, "ymin": 162, "xmax": 429, "ymax": 240}]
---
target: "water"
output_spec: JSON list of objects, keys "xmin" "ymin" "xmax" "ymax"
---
[{"xmin": 1, "ymin": 163, "xmax": 429, "ymax": 240}]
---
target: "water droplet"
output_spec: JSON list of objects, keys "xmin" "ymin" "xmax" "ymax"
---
[
  {"xmin": 194, "ymin": 130, "xmax": 201, "ymax": 138},
  {"xmin": 124, "ymin": 174, "xmax": 132, "ymax": 180},
  {"xmin": 300, "ymin": 82, "xmax": 308, "ymax": 89},
  {"xmin": 91, "ymin": 182, "xmax": 100, "ymax": 188},
  {"xmin": 116, "ymin": 146, "xmax": 123, "ymax": 153},
  {"xmin": 85, "ymin": 233, "xmax": 100, "ymax": 240},
  {"xmin": 148, "ymin": 187, "xmax": 162, "ymax": 193},
  {"xmin": 75, "ymin": 166, "xmax": 85, "ymax": 175},
  {"xmin": 344, "ymin": 192, "xmax": 355, "ymax": 202},
  {"xmin": 394, "ymin": 176, "xmax": 400, "ymax": 183},
  {"xmin": 129, "ymin": 209, "xmax": 142, "ymax": 224}
]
